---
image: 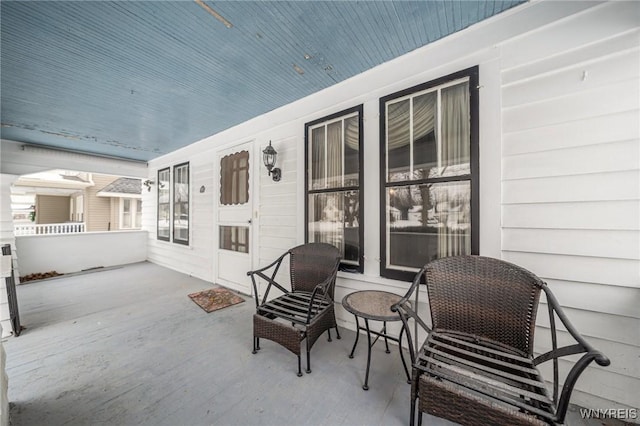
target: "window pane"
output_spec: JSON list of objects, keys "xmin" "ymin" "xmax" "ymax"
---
[
  {"xmin": 220, "ymin": 151, "xmax": 249, "ymax": 205},
  {"xmin": 326, "ymin": 121, "xmax": 343, "ymax": 188},
  {"xmin": 158, "ymin": 203, "xmax": 170, "ymax": 238},
  {"xmin": 158, "ymin": 170, "xmax": 170, "ymax": 202},
  {"xmin": 308, "ymin": 191, "xmax": 359, "ymax": 265},
  {"xmin": 387, "ymin": 99, "xmax": 411, "ymax": 182},
  {"xmin": 136, "ymin": 199, "xmax": 142, "ymax": 228},
  {"xmin": 436, "ymin": 81, "xmax": 470, "ymax": 178},
  {"xmin": 344, "ymin": 116, "xmax": 359, "ymax": 186},
  {"xmin": 174, "ymin": 164, "xmax": 189, "ymax": 243},
  {"xmin": 158, "ymin": 168, "xmax": 170, "ymax": 240},
  {"xmin": 310, "ymin": 126, "xmax": 326, "ymax": 190},
  {"xmin": 219, "ymin": 226, "xmax": 249, "ymax": 253},
  {"xmin": 122, "ymin": 199, "xmax": 131, "ymax": 228},
  {"xmin": 413, "ymin": 92, "xmax": 437, "ymax": 179},
  {"xmin": 386, "ymin": 181, "xmax": 470, "ymax": 270},
  {"xmin": 174, "ymin": 202, "xmax": 188, "ymax": 241}
]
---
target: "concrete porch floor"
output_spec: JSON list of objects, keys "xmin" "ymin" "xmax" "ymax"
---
[{"xmin": 3, "ymin": 262, "xmax": 609, "ymax": 426}]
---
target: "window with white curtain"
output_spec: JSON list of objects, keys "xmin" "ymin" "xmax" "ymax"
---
[
  {"xmin": 380, "ymin": 67, "xmax": 479, "ymax": 281},
  {"xmin": 305, "ymin": 105, "xmax": 363, "ymax": 272},
  {"xmin": 121, "ymin": 198, "xmax": 142, "ymax": 229},
  {"xmin": 157, "ymin": 168, "xmax": 170, "ymax": 241},
  {"xmin": 173, "ymin": 162, "xmax": 189, "ymax": 245}
]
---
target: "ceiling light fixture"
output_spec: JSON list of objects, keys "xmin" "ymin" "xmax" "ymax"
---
[
  {"xmin": 293, "ymin": 64, "xmax": 305, "ymax": 75},
  {"xmin": 194, "ymin": 0, "xmax": 233, "ymax": 29}
]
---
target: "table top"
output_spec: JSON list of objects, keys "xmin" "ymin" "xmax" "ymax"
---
[{"xmin": 341, "ymin": 290, "xmax": 403, "ymax": 322}]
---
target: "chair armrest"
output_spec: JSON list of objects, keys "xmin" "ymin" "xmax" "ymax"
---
[
  {"xmin": 306, "ymin": 258, "xmax": 341, "ymax": 323},
  {"xmin": 247, "ymin": 251, "xmax": 291, "ymax": 308},
  {"xmin": 533, "ymin": 284, "xmax": 611, "ymax": 424},
  {"xmin": 391, "ymin": 264, "xmax": 433, "ymax": 364}
]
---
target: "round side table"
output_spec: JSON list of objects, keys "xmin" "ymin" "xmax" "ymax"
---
[{"xmin": 342, "ymin": 290, "xmax": 410, "ymax": 390}]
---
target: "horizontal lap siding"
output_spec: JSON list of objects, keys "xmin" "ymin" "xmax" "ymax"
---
[
  {"xmin": 35, "ymin": 195, "xmax": 70, "ymax": 224},
  {"xmin": 254, "ymin": 138, "xmax": 298, "ymax": 295},
  {"xmin": 86, "ymin": 175, "xmax": 117, "ymax": 232},
  {"xmin": 500, "ymin": 2, "xmax": 640, "ymax": 410},
  {"xmin": 259, "ymin": 139, "xmax": 297, "ymax": 262},
  {"xmin": 145, "ymin": 155, "xmax": 214, "ymax": 282}
]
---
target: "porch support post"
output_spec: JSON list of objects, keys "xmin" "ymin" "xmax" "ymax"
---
[{"xmin": 0, "ymin": 174, "xmax": 19, "ymax": 337}]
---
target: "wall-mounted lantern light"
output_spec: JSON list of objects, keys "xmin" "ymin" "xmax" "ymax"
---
[
  {"xmin": 143, "ymin": 179, "xmax": 165, "ymax": 192},
  {"xmin": 262, "ymin": 141, "xmax": 281, "ymax": 182},
  {"xmin": 143, "ymin": 179, "xmax": 154, "ymax": 192}
]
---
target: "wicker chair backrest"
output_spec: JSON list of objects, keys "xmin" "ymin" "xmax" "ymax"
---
[
  {"xmin": 425, "ymin": 255, "xmax": 544, "ymax": 357},
  {"xmin": 289, "ymin": 243, "xmax": 340, "ymax": 297}
]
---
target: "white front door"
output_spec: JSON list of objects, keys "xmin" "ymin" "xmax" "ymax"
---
[{"xmin": 216, "ymin": 142, "xmax": 254, "ymax": 295}]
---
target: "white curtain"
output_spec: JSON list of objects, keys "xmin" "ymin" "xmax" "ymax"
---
[
  {"xmin": 441, "ymin": 82, "xmax": 470, "ymax": 172},
  {"xmin": 326, "ymin": 121, "xmax": 343, "ymax": 188},
  {"xmin": 311, "ymin": 127, "xmax": 325, "ymax": 190},
  {"xmin": 435, "ymin": 182, "xmax": 471, "ymax": 258},
  {"xmin": 309, "ymin": 193, "xmax": 344, "ymax": 255},
  {"xmin": 435, "ymin": 82, "xmax": 471, "ymax": 257}
]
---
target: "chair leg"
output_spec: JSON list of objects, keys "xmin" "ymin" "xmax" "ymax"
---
[
  {"xmin": 306, "ymin": 338, "xmax": 312, "ymax": 374},
  {"xmin": 335, "ymin": 325, "xmax": 341, "ymax": 339},
  {"xmin": 327, "ymin": 328, "xmax": 332, "ymax": 342},
  {"xmin": 417, "ymin": 411, "xmax": 423, "ymax": 426},
  {"xmin": 297, "ymin": 355, "xmax": 303, "ymax": 377},
  {"xmin": 252, "ymin": 336, "xmax": 260, "ymax": 354},
  {"xmin": 410, "ymin": 398, "xmax": 416, "ymax": 426}
]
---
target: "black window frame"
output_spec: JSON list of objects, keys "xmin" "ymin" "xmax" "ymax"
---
[
  {"xmin": 157, "ymin": 167, "xmax": 170, "ymax": 242},
  {"xmin": 379, "ymin": 67, "xmax": 480, "ymax": 282},
  {"xmin": 304, "ymin": 104, "xmax": 365, "ymax": 273},
  {"xmin": 172, "ymin": 161, "xmax": 190, "ymax": 246}
]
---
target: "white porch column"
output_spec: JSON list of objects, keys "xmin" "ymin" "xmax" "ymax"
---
[
  {"xmin": 0, "ymin": 174, "xmax": 19, "ymax": 337},
  {"xmin": 0, "ymin": 324, "xmax": 8, "ymax": 426}
]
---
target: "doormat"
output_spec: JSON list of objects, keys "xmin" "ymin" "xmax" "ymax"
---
[{"xmin": 188, "ymin": 287, "xmax": 244, "ymax": 313}]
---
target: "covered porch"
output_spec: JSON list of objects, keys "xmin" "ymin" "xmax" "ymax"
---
[
  {"xmin": 1, "ymin": 0, "xmax": 638, "ymax": 423},
  {"xmin": 5, "ymin": 262, "xmax": 603, "ymax": 426}
]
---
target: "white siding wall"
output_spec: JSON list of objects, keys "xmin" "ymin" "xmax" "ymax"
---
[
  {"xmin": 144, "ymin": 0, "xmax": 638, "ymax": 412},
  {"xmin": 145, "ymin": 153, "xmax": 215, "ymax": 282},
  {"xmin": 499, "ymin": 2, "xmax": 640, "ymax": 411}
]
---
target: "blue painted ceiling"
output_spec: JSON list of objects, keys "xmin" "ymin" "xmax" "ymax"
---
[{"xmin": 1, "ymin": 1, "xmax": 523, "ymax": 161}]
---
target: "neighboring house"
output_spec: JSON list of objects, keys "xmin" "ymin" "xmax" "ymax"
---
[
  {"xmin": 96, "ymin": 177, "xmax": 142, "ymax": 230},
  {"xmin": 12, "ymin": 170, "xmax": 142, "ymax": 233}
]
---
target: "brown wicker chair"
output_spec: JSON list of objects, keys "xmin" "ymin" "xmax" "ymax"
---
[
  {"xmin": 247, "ymin": 242, "xmax": 341, "ymax": 376},
  {"xmin": 391, "ymin": 255, "xmax": 610, "ymax": 426}
]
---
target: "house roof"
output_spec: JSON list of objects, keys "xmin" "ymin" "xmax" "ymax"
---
[
  {"xmin": 61, "ymin": 174, "xmax": 90, "ymax": 183},
  {"xmin": 97, "ymin": 178, "xmax": 142, "ymax": 196}
]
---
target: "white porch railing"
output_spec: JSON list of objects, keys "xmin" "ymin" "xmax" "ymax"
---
[{"xmin": 14, "ymin": 222, "xmax": 86, "ymax": 236}]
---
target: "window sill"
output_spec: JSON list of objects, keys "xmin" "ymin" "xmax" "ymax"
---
[{"xmin": 337, "ymin": 270, "xmax": 411, "ymax": 291}]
